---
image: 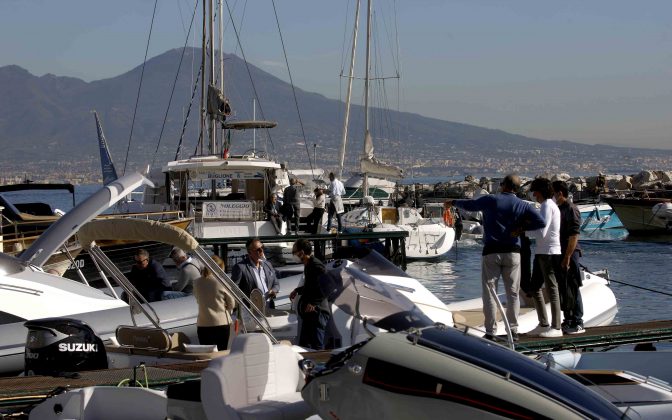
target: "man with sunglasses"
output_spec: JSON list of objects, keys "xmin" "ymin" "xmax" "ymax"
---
[
  {"xmin": 127, "ymin": 248, "xmax": 171, "ymax": 303},
  {"xmin": 231, "ymin": 238, "xmax": 279, "ymax": 308}
]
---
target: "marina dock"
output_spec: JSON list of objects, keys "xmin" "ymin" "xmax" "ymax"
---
[{"xmin": 2, "ymin": 321, "xmax": 671, "ymax": 414}]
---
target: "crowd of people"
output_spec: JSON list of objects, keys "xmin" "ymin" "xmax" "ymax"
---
[
  {"xmin": 124, "ymin": 171, "xmax": 586, "ymax": 351},
  {"xmin": 263, "ymin": 172, "xmax": 345, "ymax": 235},
  {"xmin": 444, "ymin": 173, "xmax": 586, "ymax": 341}
]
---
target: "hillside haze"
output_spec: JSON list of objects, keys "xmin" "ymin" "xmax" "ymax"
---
[{"xmin": 0, "ymin": 47, "xmax": 666, "ymax": 179}]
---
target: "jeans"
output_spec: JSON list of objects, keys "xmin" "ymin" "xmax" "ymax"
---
[
  {"xmin": 161, "ymin": 290, "xmax": 188, "ymax": 300},
  {"xmin": 299, "ymin": 310, "xmax": 330, "ymax": 350},
  {"xmin": 556, "ymin": 251, "xmax": 584, "ymax": 327},
  {"xmin": 481, "ymin": 252, "xmax": 520, "ymax": 335}
]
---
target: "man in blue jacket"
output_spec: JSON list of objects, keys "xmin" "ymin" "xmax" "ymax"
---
[
  {"xmin": 445, "ymin": 174, "xmax": 545, "ymax": 340},
  {"xmin": 231, "ymin": 238, "xmax": 280, "ymax": 309}
]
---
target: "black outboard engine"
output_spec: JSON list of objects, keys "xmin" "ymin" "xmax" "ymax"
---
[{"xmin": 24, "ymin": 317, "xmax": 108, "ymax": 376}]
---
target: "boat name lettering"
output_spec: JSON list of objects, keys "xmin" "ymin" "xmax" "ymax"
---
[
  {"xmin": 203, "ymin": 201, "xmax": 254, "ymax": 219},
  {"xmin": 68, "ymin": 259, "xmax": 85, "ymax": 270},
  {"xmin": 190, "ymin": 171, "xmax": 264, "ymax": 180},
  {"xmin": 25, "ymin": 350, "xmax": 39, "ymax": 359},
  {"xmin": 58, "ymin": 343, "xmax": 98, "ymax": 352}
]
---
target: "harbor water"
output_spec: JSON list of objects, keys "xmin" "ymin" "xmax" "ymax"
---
[{"xmin": 9, "ymin": 185, "xmax": 672, "ymax": 326}]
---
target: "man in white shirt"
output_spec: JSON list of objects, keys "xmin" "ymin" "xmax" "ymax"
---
[
  {"xmin": 327, "ymin": 172, "xmax": 345, "ymax": 233},
  {"xmin": 526, "ymin": 178, "xmax": 562, "ymax": 338}
]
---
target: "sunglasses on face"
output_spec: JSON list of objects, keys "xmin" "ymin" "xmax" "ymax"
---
[{"xmin": 135, "ymin": 258, "xmax": 148, "ymax": 264}]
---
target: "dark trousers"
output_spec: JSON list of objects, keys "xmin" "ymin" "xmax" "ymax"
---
[
  {"xmin": 289, "ymin": 203, "xmax": 300, "ymax": 233},
  {"xmin": 197, "ymin": 325, "xmax": 232, "ymax": 351},
  {"xmin": 555, "ymin": 250, "xmax": 584, "ymax": 327},
  {"xmin": 327, "ymin": 202, "xmax": 342, "ymax": 232},
  {"xmin": 299, "ymin": 311, "xmax": 330, "ymax": 350},
  {"xmin": 306, "ymin": 208, "xmax": 325, "ymax": 234}
]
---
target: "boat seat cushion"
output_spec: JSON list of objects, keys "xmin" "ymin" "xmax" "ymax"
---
[{"xmin": 201, "ymin": 333, "xmax": 313, "ymax": 420}]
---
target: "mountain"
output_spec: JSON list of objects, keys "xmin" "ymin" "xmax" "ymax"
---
[{"xmin": 0, "ymin": 47, "xmax": 668, "ymax": 179}]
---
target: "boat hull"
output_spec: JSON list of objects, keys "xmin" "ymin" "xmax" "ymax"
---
[{"xmin": 603, "ymin": 197, "xmax": 672, "ymax": 236}]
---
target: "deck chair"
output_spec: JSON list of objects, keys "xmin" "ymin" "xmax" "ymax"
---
[{"xmin": 200, "ymin": 333, "xmax": 314, "ymax": 420}]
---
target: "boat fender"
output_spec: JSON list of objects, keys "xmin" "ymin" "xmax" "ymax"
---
[{"xmin": 443, "ymin": 209, "xmax": 454, "ymax": 227}]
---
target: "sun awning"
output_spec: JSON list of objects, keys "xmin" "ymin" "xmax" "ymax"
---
[{"xmin": 78, "ymin": 218, "xmax": 199, "ymax": 251}]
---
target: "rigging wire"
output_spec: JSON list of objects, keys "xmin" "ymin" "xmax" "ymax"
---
[
  {"xmin": 269, "ymin": 0, "xmax": 314, "ymax": 174},
  {"xmin": 582, "ymin": 264, "xmax": 672, "ymax": 298},
  {"xmin": 122, "ymin": 0, "xmax": 159, "ymax": 176},
  {"xmin": 150, "ymin": 0, "xmax": 200, "ymax": 170}
]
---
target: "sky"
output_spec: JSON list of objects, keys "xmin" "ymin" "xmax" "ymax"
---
[{"xmin": 1, "ymin": 0, "xmax": 671, "ymax": 149}]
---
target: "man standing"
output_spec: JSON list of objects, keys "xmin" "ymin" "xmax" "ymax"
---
[
  {"xmin": 289, "ymin": 239, "xmax": 330, "ymax": 349},
  {"xmin": 283, "ymin": 178, "xmax": 301, "ymax": 234},
  {"xmin": 231, "ymin": 238, "xmax": 279, "ymax": 309},
  {"xmin": 445, "ymin": 174, "xmax": 545, "ymax": 340},
  {"xmin": 127, "ymin": 249, "xmax": 171, "ymax": 303},
  {"xmin": 551, "ymin": 180, "xmax": 585, "ymax": 334},
  {"xmin": 327, "ymin": 172, "xmax": 345, "ymax": 233},
  {"xmin": 526, "ymin": 178, "xmax": 563, "ymax": 338},
  {"xmin": 162, "ymin": 248, "xmax": 201, "ymax": 300}
]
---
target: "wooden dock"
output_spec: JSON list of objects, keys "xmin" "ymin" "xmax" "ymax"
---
[{"xmin": 516, "ymin": 320, "xmax": 672, "ymax": 354}]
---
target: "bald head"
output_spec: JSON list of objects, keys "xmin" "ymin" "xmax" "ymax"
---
[{"xmin": 501, "ymin": 174, "xmax": 521, "ymax": 193}]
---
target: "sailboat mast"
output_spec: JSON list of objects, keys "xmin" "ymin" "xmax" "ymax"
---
[
  {"xmin": 200, "ymin": 0, "xmax": 207, "ymax": 155},
  {"xmin": 208, "ymin": 0, "xmax": 216, "ymax": 155},
  {"xmin": 362, "ymin": 0, "xmax": 373, "ymax": 197},
  {"xmin": 338, "ymin": 0, "xmax": 361, "ymax": 180}
]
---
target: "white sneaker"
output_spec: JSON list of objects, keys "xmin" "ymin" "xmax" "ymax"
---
[
  {"xmin": 526, "ymin": 324, "xmax": 550, "ymax": 337},
  {"xmin": 539, "ymin": 328, "xmax": 563, "ymax": 338}
]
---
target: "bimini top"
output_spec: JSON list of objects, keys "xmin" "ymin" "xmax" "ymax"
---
[
  {"xmin": 78, "ymin": 218, "xmax": 199, "ymax": 251},
  {"xmin": 18, "ymin": 173, "xmax": 153, "ymax": 268},
  {"xmin": 163, "ymin": 154, "xmax": 281, "ymax": 174}
]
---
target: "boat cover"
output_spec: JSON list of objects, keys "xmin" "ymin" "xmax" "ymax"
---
[{"xmin": 78, "ymin": 218, "xmax": 199, "ymax": 251}]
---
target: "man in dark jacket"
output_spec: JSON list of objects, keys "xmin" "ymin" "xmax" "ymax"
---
[
  {"xmin": 283, "ymin": 178, "xmax": 301, "ymax": 234},
  {"xmin": 231, "ymin": 238, "xmax": 280, "ymax": 309},
  {"xmin": 289, "ymin": 238, "xmax": 329, "ymax": 349},
  {"xmin": 127, "ymin": 249, "xmax": 171, "ymax": 302},
  {"xmin": 552, "ymin": 180, "xmax": 585, "ymax": 334}
]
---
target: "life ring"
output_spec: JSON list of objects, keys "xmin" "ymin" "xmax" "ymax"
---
[{"xmin": 443, "ymin": 209, "xmax": 454, "ymax": 227}]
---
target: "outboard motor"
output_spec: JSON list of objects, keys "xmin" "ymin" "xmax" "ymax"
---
[{"xmin": 24, "ymin": 317, "xmax": 107, "ymax": 376}]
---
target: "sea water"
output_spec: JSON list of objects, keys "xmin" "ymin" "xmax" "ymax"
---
[{"xmin": 14, "ymin": 184, "xmax": 672, "ymax": 326}]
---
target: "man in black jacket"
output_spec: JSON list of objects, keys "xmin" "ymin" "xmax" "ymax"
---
[
  {"xmin": 127, "ymin": 249, "xmax": 171, "ymax": 302},
  {"xmin": 289, "ymin": 239, "xmax": 330, "ymax": 349},
  {"xmin": 283, "ymin": 178, "xmax": 301, "ymax": 234}
]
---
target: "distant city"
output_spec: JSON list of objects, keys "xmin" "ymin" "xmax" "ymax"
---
[{"xmin": 3, "ymin": 142, "xmax": 672, "ymax": 186}]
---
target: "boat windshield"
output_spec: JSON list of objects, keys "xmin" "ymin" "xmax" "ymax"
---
[
  {"xmin": 333, "ymin": 247, "xmax": 410, "ymax": 278},
  {"xmin": 0, "ymin": 253, "xmax": 27, "ymax": 276}
]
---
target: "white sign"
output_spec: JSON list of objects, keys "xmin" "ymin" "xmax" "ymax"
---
[
  {"xmin": 203, "ymin": 201, "xmax": 254, "ymax": 219},
  {"xmin": 190, "ymin": 171, "xmax": 264, "ymax": 181}
]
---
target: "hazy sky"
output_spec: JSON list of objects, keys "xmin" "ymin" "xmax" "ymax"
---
[{"xmin": 1, "ymin": 0, "xmax": 671, "ymax": 149}]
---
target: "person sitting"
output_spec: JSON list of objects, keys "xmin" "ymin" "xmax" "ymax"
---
[
  {"xmin": 126, "ymin": 249, "xmax": 171, "ymax": 303},
  {"xmin": 194, "ymin": 255, "xmax": 235, "ymax": 351},
  {"xmin": 264, "ymin": 193, "xmax": 284, "ymax": 235},
  {"xmin": 306, "ymin": 188, "xmax": 326, "ymax": 234},
  {"xmin": 231, "ymin": 238, "xmax": 279, "ymax": 309},
  {"xmin": 162, "ymin": 248, "xmax": 201, "ymax": 300}
]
